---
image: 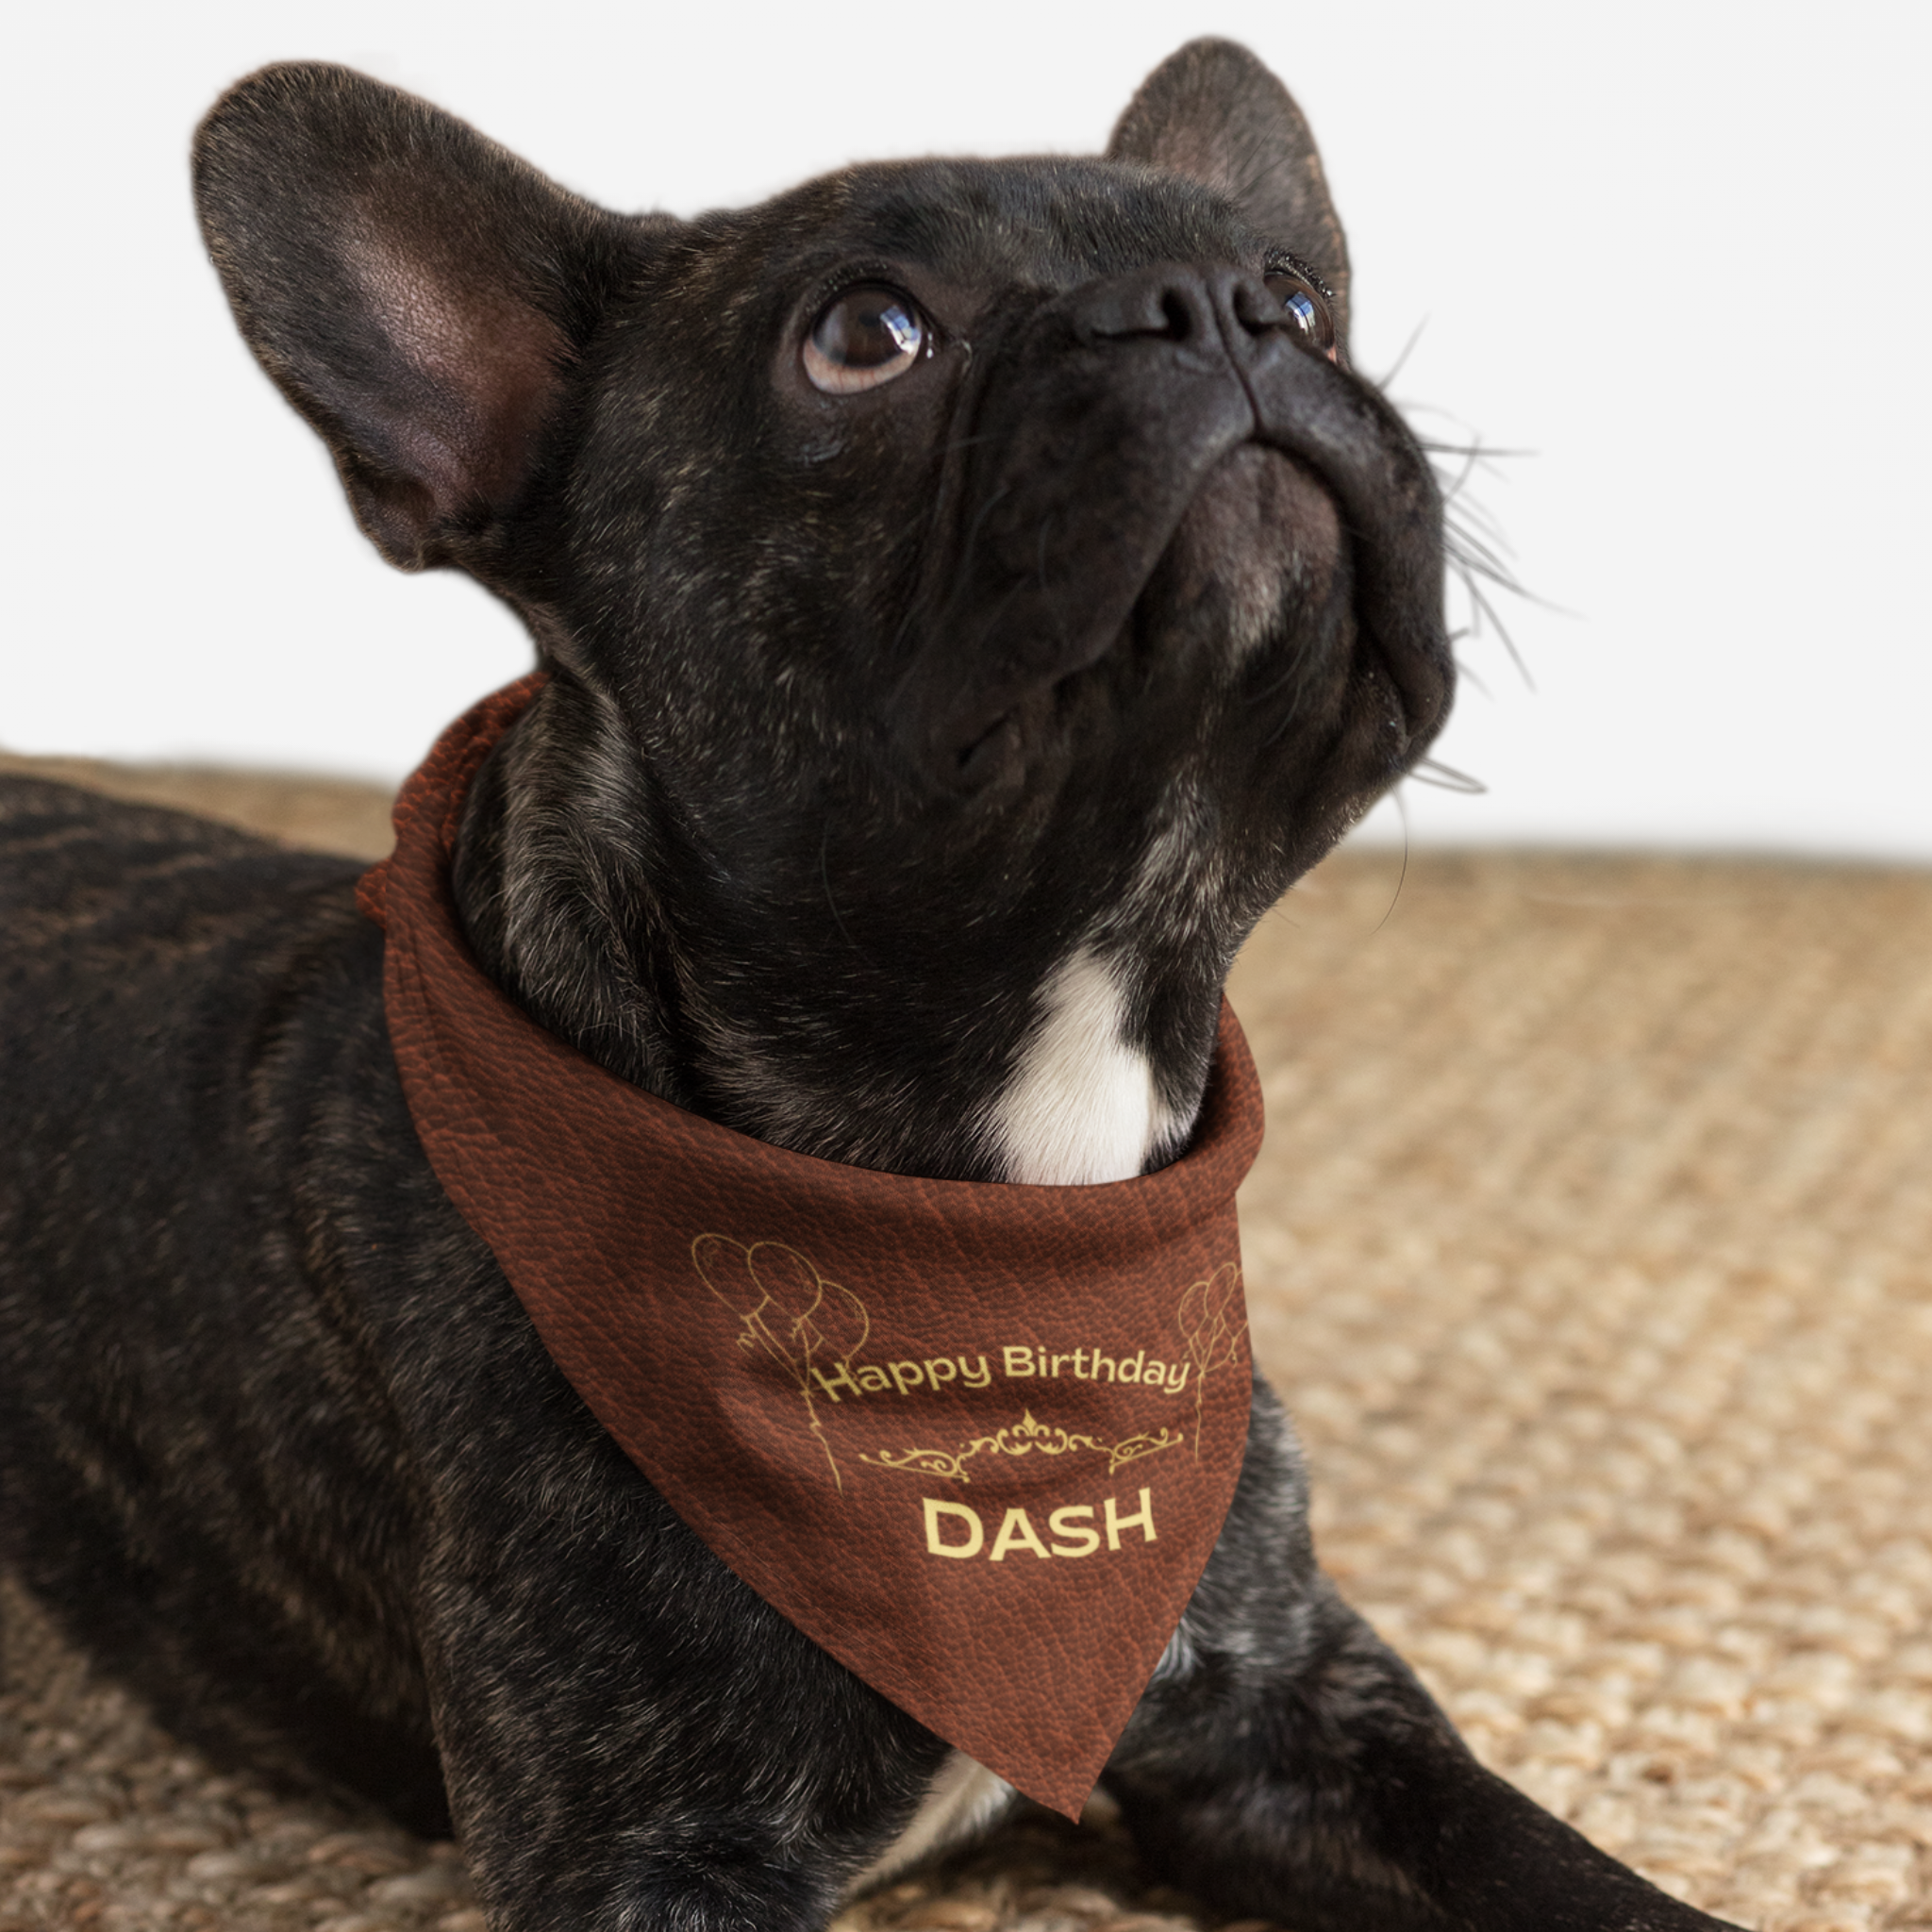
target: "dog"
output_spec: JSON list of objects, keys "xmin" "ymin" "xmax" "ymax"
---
[{"xmin": 0, "ymin": 40, "xmax": 1739, "ymax": 1932}]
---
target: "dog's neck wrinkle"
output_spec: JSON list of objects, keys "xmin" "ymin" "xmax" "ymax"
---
[
  {"xmin": 450, "ymin": 694, "xmax": 697, "ymax": 1109},
  {"xmin": 448, "ymin": 691, "xmax": 1222, "ymax": 1182}
]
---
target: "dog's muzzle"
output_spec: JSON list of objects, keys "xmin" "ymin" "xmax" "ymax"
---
[{"xmin": 891, "ymin": 264, "xmax": 1451, "ymax": 792}]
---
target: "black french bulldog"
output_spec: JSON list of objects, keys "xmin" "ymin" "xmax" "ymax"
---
[{"xmin": 0, "ymin": 40, "xmax": 1737, "ymax": 1932}]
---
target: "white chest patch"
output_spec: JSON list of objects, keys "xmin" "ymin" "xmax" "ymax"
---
[
  {"xmin": 845, "ymin": 1751, "xmax": 1016, "ymax": 1894},
  {"xmin": 983, "ymin": 946, "xmax": 1181, "ymax": 1186}
]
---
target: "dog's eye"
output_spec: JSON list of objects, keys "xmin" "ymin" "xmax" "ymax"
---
[
  {"xmin": 1264, "ymin": 269, "xmax": 1337, "ymax": 360},
  {"xmin": 805, "ymin": 287, "xmax": 926, "ymax": 394}
]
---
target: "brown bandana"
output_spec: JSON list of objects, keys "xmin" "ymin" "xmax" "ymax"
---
[{"xmin": 358, "ymin": 678, "xmax": 1264, "ymax": 1819}]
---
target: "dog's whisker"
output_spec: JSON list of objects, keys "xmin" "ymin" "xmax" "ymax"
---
[
  {"xmin": 1410, "ymin": 756, "xmax": 1487, "ymax": 794},
  {"xmin": 1368, "ymin": 314, "xmax": 1429, "ymax": 391},
  {"xmin": 1371, "ymin": 793, "xmax": 1412, "ymax": 933}
]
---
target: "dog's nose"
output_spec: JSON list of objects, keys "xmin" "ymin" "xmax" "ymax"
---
[{"xmin": 1070, "ymin": 266, "xmax": 1309, "ymax": 361}]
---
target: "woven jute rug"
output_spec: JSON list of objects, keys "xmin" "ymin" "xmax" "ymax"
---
[{"xmin": 4, "ymin": 752, "xmax": 1931, "ymax": 1932}]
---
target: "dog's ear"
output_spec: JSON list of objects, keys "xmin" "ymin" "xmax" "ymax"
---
[
  {"xmin": 194, "ymin": 63, "xmax": 641, "ymax": 570},
  {"xmin": 1108, "ymin": 39, "xmax": 1350, "ymax": 347}
]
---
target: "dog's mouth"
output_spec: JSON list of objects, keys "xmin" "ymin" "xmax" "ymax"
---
[
  {"xmin": 948, "ymin": 441, "xmax": 1337, "ymax": 785},
  {"xmin": 1149, "ymin": 441, "xmax": 1350, "ymax": 668},
  {"xmin": 929, "ymin": 427, "xmax": 1447, "ymax": 798}
]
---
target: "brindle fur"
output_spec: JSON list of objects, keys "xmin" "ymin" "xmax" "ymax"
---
[{"xmin": 0, "ymin": 42, "xmax": 1737, "ymax": 1932}]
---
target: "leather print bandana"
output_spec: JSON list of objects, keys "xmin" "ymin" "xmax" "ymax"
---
[{"xmin": 358, "ymin": 678, "xmax": 1264, "ymax": 1818}]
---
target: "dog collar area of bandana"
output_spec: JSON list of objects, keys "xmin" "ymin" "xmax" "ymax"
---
[{"xmin": 358, "ymin": 676, "xmax": 1264, "ymax": 1819}]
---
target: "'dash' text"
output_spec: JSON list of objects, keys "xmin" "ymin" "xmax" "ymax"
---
[{"xmin": 923, "ymin": 1489, "xmax": 1158, "ymax": 1561}]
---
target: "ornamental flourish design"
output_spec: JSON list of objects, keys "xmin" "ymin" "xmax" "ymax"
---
[{"xmin": 859, "ymin": 1408, "xmax": 1186, "ymax": 1484}]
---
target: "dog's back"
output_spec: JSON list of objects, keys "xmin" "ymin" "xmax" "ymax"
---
[
  {"xmin": 0, "ymin": 778, "xmax": 454, "ymax": 1827},
  {"xmin": 0, "ymin": 777, "xmax": 366, "ymax": 1257}
]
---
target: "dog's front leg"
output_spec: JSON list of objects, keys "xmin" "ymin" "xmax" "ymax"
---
[
  {"xmin": 406, "ymin": 1420, "xmax": 952, "ymax": 1931},
  {"xmin": 1103, "ymin": 1384, "xmax": 1740, "ymax": 1932}
]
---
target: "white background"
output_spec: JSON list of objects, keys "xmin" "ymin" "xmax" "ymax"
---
[{"xmin": 4, "ymin": 1, "xmax": 1927, "ymax": 855}]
